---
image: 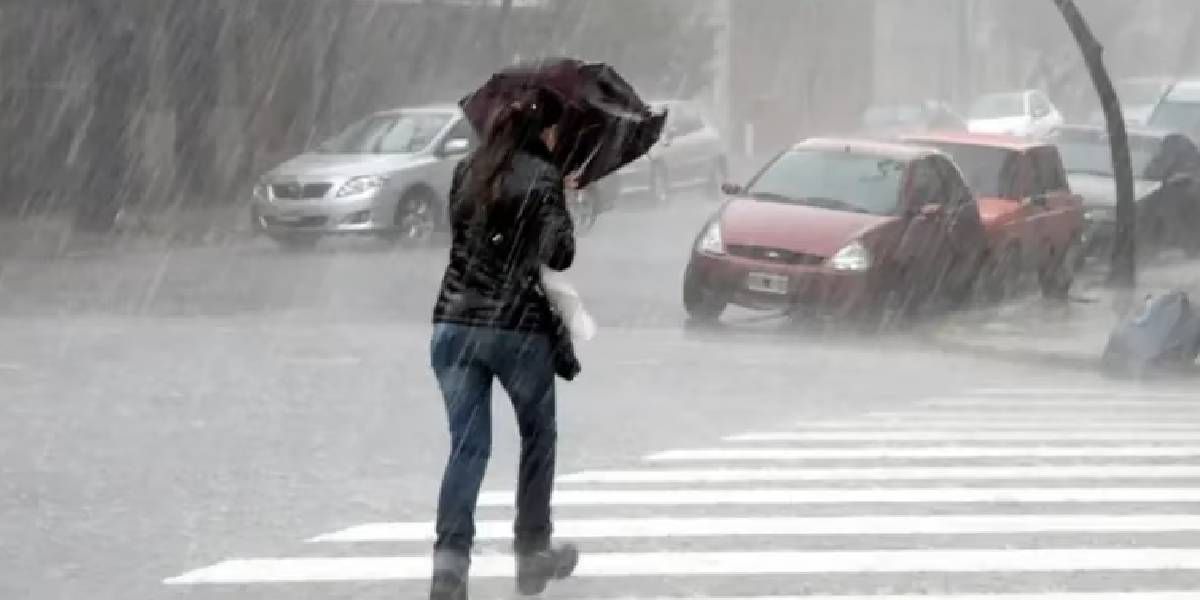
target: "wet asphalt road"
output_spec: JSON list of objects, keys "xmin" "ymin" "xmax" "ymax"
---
[{"xmin": 2, "ymin": 192, "xmax": 1198, "ymax": 599}]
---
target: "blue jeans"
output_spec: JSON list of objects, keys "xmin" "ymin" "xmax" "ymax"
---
[{"xmin": 430, "ymin": 323, "xmax": 557, "ymax": 561}]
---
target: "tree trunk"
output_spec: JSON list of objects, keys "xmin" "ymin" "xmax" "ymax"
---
[{"xmin": 1052, "ymin": 0, "xmax": 1136, "ymax": 288}]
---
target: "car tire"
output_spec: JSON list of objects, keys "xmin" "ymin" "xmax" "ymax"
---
[
  {"xmin": 270, "ymin": 232, "xmax": 320, "ymax": 251},
  {"xmin": 649, "ymin": 164, "xmax": 670, "ymax": 206},
  {"xmin": 979, "ymin": 245, "xmax": 1022, "ymax": 303},
  {"xmin": 383, "ymin": 188, "xmax": 438, "ymax": 248},
  {"xmin": 1039, "ymin": 234, "xmax": 1082, "ymax": 301},
  {"xmin": 682, "ymin": 264, "xmax": 726, "ymax": 323}
]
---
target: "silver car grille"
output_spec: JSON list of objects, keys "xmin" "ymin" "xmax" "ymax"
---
[{"xmin": 272, "ymin": 183, "xmax": 332, "ymax": 200}]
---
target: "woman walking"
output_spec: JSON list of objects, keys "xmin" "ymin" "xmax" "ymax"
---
[{"xmin": 429, "ymin": 87, "xmax": 579, "ymax": 600}]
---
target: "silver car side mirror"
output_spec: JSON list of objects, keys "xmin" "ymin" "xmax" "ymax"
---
[{"xmin": 443, "ymin": 138, "xmax": 471, "ymax": 156}]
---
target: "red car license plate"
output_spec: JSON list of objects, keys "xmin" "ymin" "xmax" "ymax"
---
[{"xmin": 746, "ymin": 272, "xmax": 789, "ymax": 295}]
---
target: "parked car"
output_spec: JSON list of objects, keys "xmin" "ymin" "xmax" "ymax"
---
[
  {"xmin": 902, "ymin": 132, "xmax": 1085, "ymax": 298},
  {"xmin": 1046, "ymin": 124, "xmax": 1200, "ymax": 259},
  {"xmin": 611, "ymin": 100, "xmax": 726, "ymax": 204},
  {"xmin": 682, "ymin": 138, "xmax": 989, "ymax": 325},
  {"xmin": 1148, "ymin": 80, "xmax": 1200, "ymax": 143},
  {"xmin": 251, "ymin": 104, "xmax": 476, "ymax": 249},
  {"xmin": 967, "ymin": 89, "xmax": 1064, "ymax": 138},
  {"xmin": 1086, "ymin": 76, "xmax": 1172, "ymax": 127},
  {"xmin": 859, "ymin": 100, "xmax": 967, "ymax": 135}
]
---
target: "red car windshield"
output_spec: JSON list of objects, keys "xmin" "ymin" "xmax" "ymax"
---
[
  {"xmin": 746, "ymin": 149, "xmax": 906, "ymax": 216},
  {"xmin": 924, "ymin": 142, "xmax": 1019, "ymax": 199}
]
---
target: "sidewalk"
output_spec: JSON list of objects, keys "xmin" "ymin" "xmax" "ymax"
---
[
  {"xmin": 0, "ymin": 203, "xmax": 251, "ymax": 259},
  {"xmin": 926, "ymin": 259, "xmax": 1200, "ymax": 369}
]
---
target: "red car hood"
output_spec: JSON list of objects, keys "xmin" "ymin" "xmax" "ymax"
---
[
  {"xmin": 976, "ymin": 196, "xmax": 1023, "ymax": 231},
  {"xmin": 719, "ymin": 199, "xmax": 894, "ymax": 258}
]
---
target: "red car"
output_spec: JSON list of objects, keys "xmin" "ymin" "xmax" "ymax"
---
[
  {"xmin": 901, "ymin": 132, "xmax": 1085, "ymax": 298},
  {"xmin": 683, "ymin": 138, "xmax": 990, "ymax": 324}
]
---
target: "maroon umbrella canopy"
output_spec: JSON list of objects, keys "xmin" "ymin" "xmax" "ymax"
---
[{"xmin": 460, "ymin": 57, "xmax": 667, "ymax": 188}]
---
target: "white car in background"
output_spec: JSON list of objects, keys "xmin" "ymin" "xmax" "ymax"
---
[{"xmin": 967, "ymin": 89, "xmax": 1063, "ymax": 138}]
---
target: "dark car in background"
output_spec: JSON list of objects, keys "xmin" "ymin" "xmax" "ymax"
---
[
  {"xmin": 682, "ymin": 138, "xmax": 989, "ymax": 325},
  {"xmin": 1047, "ymin": 125, "xmax": 1200, "ymax": 259},
  {"xmin": 859, "ymin": 100, "xmax": 967, "ymax": 135},
  {"xmin": 611, "ymin": 100, "xmax": 727, "ymax": 204}
]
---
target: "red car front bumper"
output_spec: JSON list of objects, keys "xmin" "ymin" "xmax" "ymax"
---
[{"xmin": 686, "ymin": 251, "xmax": 883, "ymax": 317}]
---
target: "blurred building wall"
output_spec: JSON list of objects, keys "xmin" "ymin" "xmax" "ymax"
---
[{"xmin": 728, "ymin": 0, "xmax": 876, "ymax": 162}]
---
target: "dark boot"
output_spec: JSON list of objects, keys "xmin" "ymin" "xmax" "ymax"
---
[
  {"xmin": 515, "ymin": 543, "xmax": 579, "ymax": 596},
  {"xmin": 429, "ymin": 570, "xmax": 467, "ymax": 600},
  {"xmin": 430, "ymin": 551, "xmax": 469, "ymax": 600}
]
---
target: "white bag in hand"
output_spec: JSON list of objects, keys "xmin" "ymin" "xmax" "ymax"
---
[{"xmin": 539, "ymin": 266, "xmax": 597, "ymax": 341}]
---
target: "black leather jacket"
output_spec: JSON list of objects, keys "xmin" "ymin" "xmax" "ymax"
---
[{"xmin": 431, "ymin": 139, "xmax": 576, "ymax": 334}]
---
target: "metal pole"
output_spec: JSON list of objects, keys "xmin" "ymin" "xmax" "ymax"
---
[{"xmin": 1052, "ymin": 0, "xmax": 1136, "ymax": 289}]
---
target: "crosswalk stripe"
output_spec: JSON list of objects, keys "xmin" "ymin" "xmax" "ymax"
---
[
  {"xmin": 164, "ymin": 548, "xmax": 1200, "ymax": 584},
  {"xmin": 646, "ymin": 446, "xmax": 1200, "ymax": 461},
  {"xmin": 730, "ymin": 431, "xmax": 1200, "ymax": 442},
  {"xmin": 968, "ymin": 388, "xmax": 1196, "ymax": 397},
  {"xmin": 477, "ymin": 487, "xmax": 1200, "ymax": 506},
  {"xmin": 310, "ymin": 514, "xmax": 1200, "ymax": 543},
  {"xmin": 801, "ymin": 421, "xmax": 1200, "ymax": 430},
  {"xmin": 923, "ymin": 398, "xmax": 1200, "ymax": 408},
  {"xmin": 558, "ymin": 465, "xmax": 1200, "ymax": 484},
  {"xmin": 865, "ymin": 411, "xmax": 1200, "ymax": 420},
  {"xmin": 571, "ymin": 594, "xmax": 1200, "ymax": 600}
]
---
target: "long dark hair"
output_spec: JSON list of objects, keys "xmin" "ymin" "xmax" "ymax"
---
[{"xmin": 464, "ymin": 88, "xmax": 564, "ymax": 210}]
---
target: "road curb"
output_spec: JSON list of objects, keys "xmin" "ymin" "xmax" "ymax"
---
[{"xmin": 921, "ymin": 324, "xmax": 1101, "ymax": 373}]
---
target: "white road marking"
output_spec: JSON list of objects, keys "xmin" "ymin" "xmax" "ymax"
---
[
  {"xmin": 968, "ymin": 388, "xmax": 1196, "ymax": 398},
  {"xmin": 476, "ymin": 487, "xmax": 1200, "ymax": 506},
  {"xmin": 570, "ymin": 593, "xmax": 1200, "ymax": 600},
  {"xmin": 730, "ymin": 431, "xmax": 1200, "ymax": 442},
  {"xmin": 646, "ymin": 446, "xmax": 1200, "ymax": 461},
  {"xmin": 801, "ymin": 421, "xmax": 1200, "ymax": 430},
  {"xmin": 310, "ymin": 514, "xmax": 1200, "ymax": 543},
  {"xmin": 923, "ymin": 397, "xmax": 1200, "ymax": 408},
  {"xmin": 558, "ymin": 465, "xmax": 1200, "ymax": 484},
  {"xmin": 865, "ymin": 411, "xmax": 1200, "ymax": 420},
  {"xmin": 164, "ymin": 548, "xmax": 1200, "ymax": 584}
]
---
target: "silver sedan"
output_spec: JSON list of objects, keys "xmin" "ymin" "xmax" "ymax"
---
[{"xmin": 251, "ymin": 105, "xmax": 474, "ymax": 249}]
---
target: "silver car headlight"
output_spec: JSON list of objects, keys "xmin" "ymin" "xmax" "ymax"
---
[
  {"xmin": 828, "ymin": 240, "xmax": 873, "ymax": 271},
  {"xmin": 337, "ymin": 175, "xmax": 389, "ymax": 198},
  {"xmin": 253, "ymin": 182, "xmax": 271, "ymax": 201},
  {"xmin": 697, "ymin": 220, "xmax": 725, "ymax": 255}
]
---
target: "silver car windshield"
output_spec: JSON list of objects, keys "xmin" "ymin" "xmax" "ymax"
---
[
  {"xmin": 1052, "ymin": 131, "xmax": 1160, "ymax": 180},
  {"xmin": 316, "ymin": 112, "xmax": 452, "ymax": 154},
  {"xmin": 747, "ymin": 149, "xmax": 905, "ymax": 216}
]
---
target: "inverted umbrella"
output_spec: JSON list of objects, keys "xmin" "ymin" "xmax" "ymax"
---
[{"xmin": 460, "ymin": 57, "xmax": 667, "ymax": 188}]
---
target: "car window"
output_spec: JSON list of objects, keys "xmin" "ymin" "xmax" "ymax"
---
[
  {"xmin": 923, "ymin": 142, "xmax": 1019, "ymax": 198},
  {"xmin": 317, "ymin": 112, "xmax": 452, "ymax": 154},
  {"xmin": 1050, "ymin": 128, "xmax": 1162, "ymax": 179},
  {"xmin": 441, "ymin": 118, "xmax": 477, "ymax": 150},
  {"xmin": 969, "ymin": 93, "xmax": 1026, "ymax": 119},
  {"xmin": 1030, "ymin": 147, "xmax": 1068, "ymax": 195},
  {"xmin": 932, "ymin": 156, "xmax": 973, "ymax": 208},
  {"xmin": 1148, "ymin": 100, "xmax": 1200, "ymax": 140},
  {"xmin": 746, "ymin": 148, "xmax": 906, "ymax": 216},
  {"xmin": 908, "ymin": 159, "xmax": 948, "ymax": 207}
]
